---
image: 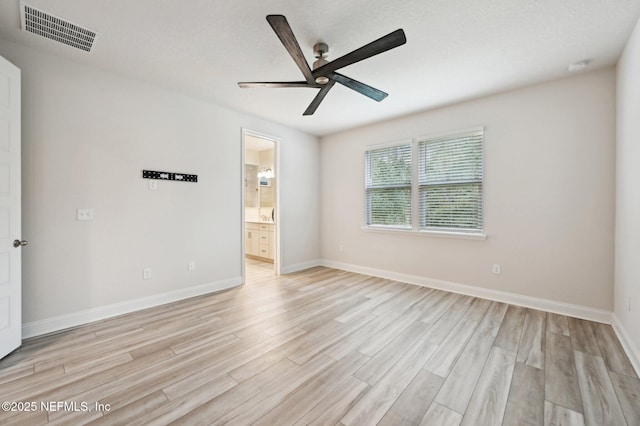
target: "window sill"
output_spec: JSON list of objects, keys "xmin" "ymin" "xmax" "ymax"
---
[{"xmin": 361, "ymin": 226, "xmax": 487, "ymax": 240}]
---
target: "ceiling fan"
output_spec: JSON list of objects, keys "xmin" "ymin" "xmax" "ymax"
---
[{"xmin": 238, "ymin": 15, "xmax": 407, "ymax": 116}]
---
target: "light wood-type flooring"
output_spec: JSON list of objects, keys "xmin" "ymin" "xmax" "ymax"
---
[{"xmin": 1, "ymin": 259, "xmax": 639, "ymax": 425}]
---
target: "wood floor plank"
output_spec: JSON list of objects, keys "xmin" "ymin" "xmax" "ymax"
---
[
  {"xmin": 434, "ymin": 302, "xmax": 507, "ymax": 414},
  {"xmin": 231, "ymin": 327, "xmax": 306, "ymax": 368},
  {"xmin": 63, "ymin": 351, "xmax": 133, "ymax": 374},
  {"xmin": 167, "ymin": 357, "xmax": 299, "ymax": 424},
  {"xmin": 0, "ymin": 363, "xmax": 34, "ymax": 386},
  {"xmin": 378, "ymin": 369, "xmax": 444, "ymax": 426},
  {"xmin": 252, "ymin": 351, "xmax": 370, "ymax": 425},
  {"xmin": 478, "ymin": 301, "xmax": 510, "ymax": 337},
  {"xmin": 494, "ymin": 305, "xmax": 526, "ymax": 353},
  {"xmin": 295, "ymin": 297, "xmax": 369, "ymax": 332},
  {"xmin": 410, "ymin": 288, "xmax": 448, "ymax": 316},
  {"xmin": 372, "ymin": 284, "xmax": 431, "ymax": 315},
  {"xmin": 261, "ymin": 297, "xmax": 352, "ymax": 336},
  {"xmin": 0, "ymin": 409, "xmax": 49, "ymax": 426},
  {"xmin": 3, "ymin": 355, "xmax": 110, "ymax": 402},
  {"xmin": 127, "ymin": 374, "xmax": 238, "ymax": 425},
  {"xmin": 423, "ymin": 298, "xmax": 491, "ymax": 377},
  {"xmin": 128, "ymin": 328, "xmax": 238, "ymax": 358},
  {"xmin": 594, "ymin": 323, "xmax": 638, "ymax": 378},
  {"xmin": 322, "ymin": 311, "xmax": 400, "ymax": 360},
  {"xmin": 547, "ymin": 312, "xmax": 570, "ymax": 336},
  {"xmin": 63, "ymin": 335, "xmax": 222, "ymax": 409},
  {"xmin": 226, "ymin": 331, "xmax": 302, "ymax": 383},
  {"xmin": 162, "ymin": 327, "xmax": 306, "ymax": 400},
  {"xmin": 85, "ymin": 390, "xmax": 168, "ymax": 426},
  {"xmin": 460, "ymin": 346, "xmax": 516, "ymax": 426},
  {"xmin": 420, "ymin": 402, "xmax": 463, "ymax": 426},
  {"xmin": 502, "ymin": 362, "xmax": 544, "ymax": 426},
  {"xmin": 335, "ymin": 291, "xmax": 396, "ymax": 323},
  {"xmin": 356, "ymin": 309, "xmax": 422, "ymax": 357},
  {"xmin": 212, "ymin": 354, "xmax": 335, "ymax": 425},
  {"xmin": 433, "ymin": 332, "xmax": 495, "ymax": 414},
  {"xmin": 609, "ymin": 371, "xmax": 640, "ymax": 426},
  {"xmin": 354, "ymin": 320, "xmax": 430, "ymax": 385},
  {"xmin": 5, "ymin": 330, "xmax": 99, "ymax": 367},
  {"xmin": 288, "ymin": 316, "xmax": 373, "ymax": 365},
  {"xmin": 574, "ymin": 350, "xmax": 626, "ymax": 425},
  {"xmin": 293, "ymin": 376, "xmax": 369, "ymax": 426},
  {"xmin": 419, "ymin": 292, "xmax": 460, "ymax": 326},
  {"xmin": 545, "ymin": 331, "xmax": 583, "ymax": 413},
  {"xmin": 423, "ymin": 294, "xmax": 475, "ymax": 345},
  {"xmin": 544, "ymin": 401, "xmax": 585, "ymax": 426},
  {"xmin": 361, "ymin": 279, "xmax": 396, "ymax": 299},
  {"xmin": 45, "ymin": 348, "xmax": 205, "ymax": 421},
  {"xmin": 341, "ymin": 338, "xmax": 437, "ymax": 426},
  {"xmin": 517, "ymin": 309, "xmax": 546, "ymax": 369},
  {"xmin": 567, "ymin": 317, "xmax": 601, "ymax": 356}
]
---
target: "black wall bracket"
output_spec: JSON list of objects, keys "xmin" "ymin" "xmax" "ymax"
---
[{"xmin": 142, "ymin": 170, "xmax": 198, "ymax": 183}]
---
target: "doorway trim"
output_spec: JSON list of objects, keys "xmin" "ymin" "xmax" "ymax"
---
[{"xmin": 241, "ymin": 128, "xmax": 281, "ymax": 282}]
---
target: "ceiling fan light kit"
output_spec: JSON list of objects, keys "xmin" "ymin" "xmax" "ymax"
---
[{"xmin": 238, "ymin": 15, "xmax": 406, "ymax": 116}]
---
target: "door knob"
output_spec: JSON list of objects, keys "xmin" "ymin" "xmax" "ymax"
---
[{"xmin": 13, "ymin": 239, "xmax": 28, "ymax": 248}]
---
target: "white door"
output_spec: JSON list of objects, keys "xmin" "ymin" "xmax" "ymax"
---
[{"xmin": 0, "ymin": 54, "xmax": 22, "ymax": 359}]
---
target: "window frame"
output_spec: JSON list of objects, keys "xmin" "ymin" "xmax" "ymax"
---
[
  {"xmin": 417, "ymin": 128, "xmax": 484, "ymax": 234},
  {"xmin": 364, "ymin": 140, "xmax": 413, "ymax": 229},
  {"xmin": 363, "ymin": 127, "xmax": 486, "ymax": 240}
]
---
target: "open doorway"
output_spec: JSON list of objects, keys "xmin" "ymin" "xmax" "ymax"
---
[{"xmin": 242, "ymin": 129, "xmax": 280, "ymax": 281}]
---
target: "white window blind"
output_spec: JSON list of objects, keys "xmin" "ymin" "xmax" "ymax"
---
[
  {"xmin": 365, "ymin": 143, "xmax": 412, "ymax": 227},
  {"xmin": 418, "ymin": 130, "xmax": 483, "ymax": 233}
]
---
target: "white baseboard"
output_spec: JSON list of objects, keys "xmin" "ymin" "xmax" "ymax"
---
[
  {"xmin": 22, "ymin": 276, "xmax": 243, "ymax": 339},
  {"xmin": 281, "ymin": 259, "xmax": 322, "ymax": 275},
  {"xmin": 611, "ymin": 315, "xmax": 640, "ymax": 377},
  {"xmin": 320, "ymin": 260, "xmax": 612, "ymax": 324}
]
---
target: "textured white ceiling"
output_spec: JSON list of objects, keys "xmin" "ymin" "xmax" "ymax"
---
[{"xmin": 0, "ymin": 0, "xmax": 638, "ymax": 136}]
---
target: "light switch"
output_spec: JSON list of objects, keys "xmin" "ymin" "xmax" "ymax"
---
[{"xmin": 77, "ymin": 208, "xmax": 94, "ymax": 221}]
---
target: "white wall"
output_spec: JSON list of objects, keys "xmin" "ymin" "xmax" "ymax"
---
[
  {"xmin": 321, "ymin": 68, "xmax": 616, "ymax": 314},
  {"xmin": 614, "ymin": 16, "xmax": 640, "ymax": 371},
  {"xmin": 0, "ymin": 40, "xmax": 320, "ymax": 333}
]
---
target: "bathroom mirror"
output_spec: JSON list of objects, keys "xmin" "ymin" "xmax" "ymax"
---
[{"xmin": 260, "ymin": 185, "xmax": 274, "ymax": 208}]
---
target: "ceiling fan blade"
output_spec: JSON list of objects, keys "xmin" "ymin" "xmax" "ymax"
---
[
  {"xmin": 312, "ymin": 29, "xmax": 406, "ymax": 77},
  {"xmin": 266, "ymin": 15, "xmax": 315, "ymax": 85},
  {"xmin": 238, "ymin": 81, "xmax": 319, "ymax": 88},
  {"xmin": 303, "ymin": 80, "xmax": 336, "ymax": 116},
  {"xmin": 329, "ymin": 72, "xmax": 388, "ymax": 102}
]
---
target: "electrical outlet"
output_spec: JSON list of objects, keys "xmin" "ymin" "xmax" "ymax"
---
[
  {"xmin": 149, "ymin": 180, "xmax": 158, "ymax": 190},
  {"xmin": 188, "ymin": 261, "xmax": 196, "ymax": 272},
  {"xmin": 77, "ymin": 208, "xmax": 94, "ymax": 221},
  {"xmin": 339, "ymin": 244, "xmax": 344, "ymax": 252},
  {"xmin": 143, "ymin": 268, "xmax": 151, "ymax": 280},
  {"xmin": 492, "ymin": 264, "xmax": 501, "ymax": 275}
]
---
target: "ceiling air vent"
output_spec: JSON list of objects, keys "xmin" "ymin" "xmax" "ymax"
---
[{"xmin": 20, "ymin": 4, "xmax": 96, "ymax": 52}]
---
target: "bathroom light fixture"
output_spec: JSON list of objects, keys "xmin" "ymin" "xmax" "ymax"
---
[{"xmin": 257, "ymin": 168, "xmax": 274, "ymax": 179}]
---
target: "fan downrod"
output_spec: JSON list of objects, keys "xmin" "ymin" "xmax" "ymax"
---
[{"xmin": 313, "ymin": 43, "xmax": 330, "ymax": 84}]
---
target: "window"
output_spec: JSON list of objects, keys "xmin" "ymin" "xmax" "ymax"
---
[
  {"xmin": 365, "ymin": 143, "xmax": 412, "ymax": 227},
  {"xmin": 419, "ymin": 130, "xmax": 483, "ymax": 233},
  {"xmin": 364, "ymin": 128, "xmax": 484, "ymax": 236}
]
